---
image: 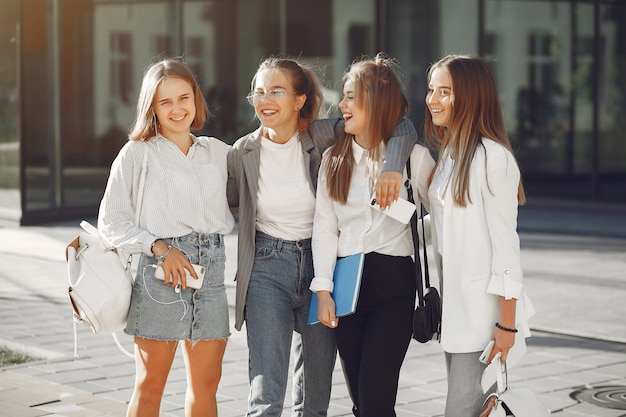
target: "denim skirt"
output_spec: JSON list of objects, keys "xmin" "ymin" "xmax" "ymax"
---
[{"xmin": 124, "ymin": 232, "xmax": 230, "ymax": 341}]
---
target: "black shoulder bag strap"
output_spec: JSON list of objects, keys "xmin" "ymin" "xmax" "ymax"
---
[{"xmin": 405, "ymin": 159, "xmax": 429, "ymax": 307}]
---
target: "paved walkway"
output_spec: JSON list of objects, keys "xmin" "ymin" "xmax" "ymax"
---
[{"xmin": 1, "ymin": 199, "xmax": 625, "ymax": 416}]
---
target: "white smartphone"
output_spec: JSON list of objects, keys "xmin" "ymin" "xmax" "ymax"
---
[
  {"xmin": 154, "ymin": 263, "xmax": 206, "ymax": 290},
  {"xmin": 479, "ymin": 340, "xmax": 495, "ymax": 364},
  {"xmin": 370, "ymin": 194, "xmax": 416, "ymax": 224}
]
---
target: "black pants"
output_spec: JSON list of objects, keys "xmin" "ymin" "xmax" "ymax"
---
[{"xmin": 335, "ymin": 252, "xmax": 416, "ymax": 417}]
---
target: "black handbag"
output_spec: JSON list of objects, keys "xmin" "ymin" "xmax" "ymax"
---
[{"xmin": 406, "ymin": 159, "xmax": 441, "ymax": 343}]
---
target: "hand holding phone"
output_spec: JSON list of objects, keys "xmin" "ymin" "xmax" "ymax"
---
[
  {"xmin": 370, "ymin": 193, "xmax": 416, "ymax": 224},
  {"xmin": 154, "ymin": 263, "xmax": 206, "ymax": 290}
]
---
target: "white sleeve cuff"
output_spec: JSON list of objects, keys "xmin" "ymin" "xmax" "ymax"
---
[
  {"xmin": 486, "ymin": 274, "xmax": 523, "ymax": 300},
  {"xmin": 309, "ymin": 277, "xmax": 334, "ymax": 293}
]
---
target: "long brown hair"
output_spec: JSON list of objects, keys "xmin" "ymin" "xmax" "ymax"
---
[
  {"xmin": 251, "ymin": 57, "xmax": 323, "ymax": 132},
  {"xmin": 424, "ymin": 55, "xmax": 525, "ymax": 206},
  {"xmin": 128, "ymin": 58, "xmax": 210, "ymax": 142},
  {"xmin": 324, "ymin": 53, "xmax": 408, "ymax": 204}
]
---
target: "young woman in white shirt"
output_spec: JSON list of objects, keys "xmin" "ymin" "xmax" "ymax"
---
[
  {"xmin": 311, "ymin": 54, "xmax": 435, "ymax": 417},
  {"xmin": 227, "ymin": 57, "xmax": 416, "ymax": 417},
  {"xmin": 98, "ymin": 58, "xmax": 233, "ymax": 417},
  {"xmin": 424, "ymin": 54, "xmax": 534, "ymax": 417}
]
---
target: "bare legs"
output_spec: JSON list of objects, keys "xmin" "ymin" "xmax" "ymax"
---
[{"xmin": 126, "ymin": 337, "xmax": 227, "ymax": 417}]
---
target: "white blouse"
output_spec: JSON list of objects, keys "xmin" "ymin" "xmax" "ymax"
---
[
  {"xmin": 428, "ymin": 152, "xmax": 454, "ymax": 256},
  {"xmin": 98, "ymin": 134, "xmax": 235, "ymax": 255},
  {"xmin": 311, "ymin": 142, "xmax": 435, "ymax": 293}
]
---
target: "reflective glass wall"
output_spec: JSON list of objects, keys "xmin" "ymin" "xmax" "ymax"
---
[
  {"xmin": 2, "ymin": 0, "xmax": 625, "ymax": 224},
  {"xmin": 16, "ymin": 0, "xmax": 382, "ymax": 223},
  {"xmin": 484, "ymin": 0, "xmax": 626, "ymax": 200}
]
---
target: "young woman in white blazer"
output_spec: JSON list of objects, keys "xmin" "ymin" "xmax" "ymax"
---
[{"xmin": 424, "ymin": 55, "xmax": 535, "ymax": 417}]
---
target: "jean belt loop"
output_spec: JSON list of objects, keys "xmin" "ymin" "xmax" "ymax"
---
[{"xmin": 275, "ymin": 237, "xmax": 283, "ymax": 252}]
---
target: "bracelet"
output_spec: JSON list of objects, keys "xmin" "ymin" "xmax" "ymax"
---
[
  {"xmin": 155, "ymin": 245, "xmax": 172, "ymax": 265},
  {"xmin": 495, "ymin": 322, "xmax": 518, "ymax": 333}
]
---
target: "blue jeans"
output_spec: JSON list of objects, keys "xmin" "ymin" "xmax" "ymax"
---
[{"xmin": 245, "ymin": 231, "xmax": 337, "ymax": 417}]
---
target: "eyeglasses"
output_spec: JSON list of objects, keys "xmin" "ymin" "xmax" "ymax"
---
[{"xmin": 246, "ymin": 90, "xmax": 298, "ymax": 105}]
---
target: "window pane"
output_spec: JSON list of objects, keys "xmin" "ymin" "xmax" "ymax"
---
[
  {"xmin": 0, "ymin": 0, "xmax": 19, "ymax": 219},
  {"xmin": 598, "ymin": 2, "xmax": 626, "ymax": 199},
  {"xmin": 485, "ymin": 0, "xmax": 573, "ymax": 177},
  {"xmin": 61, "ymin": 1, "xmax": 172, "ymax": 210}
]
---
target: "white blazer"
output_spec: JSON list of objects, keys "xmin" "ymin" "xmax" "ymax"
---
[{"xmin": 430, "ymin": 139, "xmax": 534, "ymax": 353}]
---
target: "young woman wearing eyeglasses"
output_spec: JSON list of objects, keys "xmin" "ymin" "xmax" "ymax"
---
[{"xmin": 226, "ymin": 56, "xmax": 417, "ymax": 417}]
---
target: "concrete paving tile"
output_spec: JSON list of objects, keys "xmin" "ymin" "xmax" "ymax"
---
[
  {"xmin": 530, "ymin": 376, "xmax": 586, "ymax": 393},
  {"xmin": 397, "ymin": 386, "xmax": 445, "ymax": 403},
  {"xmin": 514, "ymin": 360, "xmax": 588, "ymax": 381},
  {"xmin": 27, "ymin": 360, "xmax": 99, "ymax": 374},
  {"xmin": 552, "ymin": 370, "xmax": 626, "ymax": 387},
  {"xmin": 565, "ymin": 401, "xmax": 626, "ymax": 416},
  {"xmin": 88, "ymin": 363, "xmax": 134, "ymax": 379},
  {"xmin": 33, "ymin": 402, "xmax": 91, "ymax": 415},
  {"xmin": 97, "ymin": 387, "xmax": 133, "ymax": 405},
  {"xmin": 0, "ymin": 403, "xmax": 49, "ymax": 417},
  {"xmin": 89, "ymin": 374, "xmax": 134, "ymax": 391},
  {"xmin": 571, "ymin": 353, "xmax": 626, "ymax": 369},
  {"xmin": 66, "ymin": 380, "xmax": 115, "ymax": 395},
  {"xmin": 44, "ymin": 369, "xmax": 108, "ymax": 385},
  {"xmin": 216, "ymin": 382, "xmax": 250, "ymax": 401},
  {"xmin": 71, "ymin": 398, "xmax": 129, "ymax": 415},
  {"xmin": 0, "ymin": 386, "xmax": 56, "ymax": 406},
  {"xmin": 596, "ymin": 363, "xmax": 626, "ymax": 378},
  {"xmin": 398, "ymin": 398, "xmax": 445, "ymax": 417},
  {"xmin": 219, "ymin": 370, "xmax": 249, "ymax": 389},
  {"xmin": 160, "ymin": 397, "xmax": 185, "ymax": 414}
]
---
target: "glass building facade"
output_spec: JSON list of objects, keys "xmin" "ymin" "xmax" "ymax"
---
[{"xmin": 0, "ymin": 0, "xmax": 624, "ymax": 224}]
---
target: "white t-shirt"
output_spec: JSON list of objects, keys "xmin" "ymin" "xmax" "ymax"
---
[{"xmin": 256, "ymin": 133, "xmax": 316, "ymax": 241}]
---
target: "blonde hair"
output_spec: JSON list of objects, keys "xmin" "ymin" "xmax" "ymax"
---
[
  {"xmin": 424, "ymin": 54, "xmax": 525, "ymax": 206},
  {"xmin": 324, "ymin": 53, "xmax": 408, "ymax": 204},
  {"xmin": 128, "ymin": 58, "xmax": 211, "ymax": 141}
]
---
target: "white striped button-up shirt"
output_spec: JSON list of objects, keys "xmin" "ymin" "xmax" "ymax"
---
[{"xmin": 98, "ymin": 134, "xmax": 234, "ymax": 256}]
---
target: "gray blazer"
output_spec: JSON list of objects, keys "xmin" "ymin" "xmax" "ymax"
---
[{"xmin": 227, "ymin": 118, "xmax": 417, "ymax": 330}]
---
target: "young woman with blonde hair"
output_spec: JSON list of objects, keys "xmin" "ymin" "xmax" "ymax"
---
[{"xmin": 99, "ymin": 58, "xmax": 233, "ymax": 417}]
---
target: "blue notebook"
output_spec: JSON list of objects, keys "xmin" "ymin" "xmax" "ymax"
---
[{"xmin": 308, "ymin": 252, "xmax": 365, "ymax": 325}]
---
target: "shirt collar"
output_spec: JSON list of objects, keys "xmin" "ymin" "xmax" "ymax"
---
[
  {"xmin": 153, "ymin": 132, "xmax": 207, "ymax": 148},
  {"xmin": 351, "ymin": 138, "xmax": 366, "ymax": 163},
  {"xmin": 351, "ymin": 139, "xmax": 387, "ymax": 163}
]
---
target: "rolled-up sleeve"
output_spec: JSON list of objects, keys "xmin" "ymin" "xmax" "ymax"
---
[{"xmin": 483, "ymin": 147, "xmax": 524, "ymax": 300}]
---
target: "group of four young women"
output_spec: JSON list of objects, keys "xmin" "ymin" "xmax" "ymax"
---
[{"xmin": 99, "ymin": 51, "xmax": 533, "ymax": 417}]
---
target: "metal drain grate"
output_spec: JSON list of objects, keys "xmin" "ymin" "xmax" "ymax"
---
[{"xmin": 571, "ymin": 385, "xmax": 626, "ymax": 410}]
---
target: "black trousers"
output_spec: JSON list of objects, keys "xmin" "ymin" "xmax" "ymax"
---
[{"xmin": 334, "ymin": 252, "xmax": 416, "ymax": 417}]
